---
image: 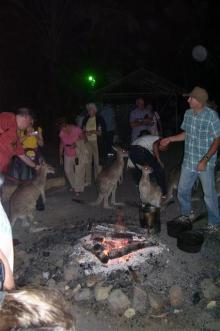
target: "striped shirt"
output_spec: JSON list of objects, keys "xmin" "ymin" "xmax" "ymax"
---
[{"xmin": 181, "ymin": 106, "xmax": 220, "ymax": 170}]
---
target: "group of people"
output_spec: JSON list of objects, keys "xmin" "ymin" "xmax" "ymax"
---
[
  {"xmin": 129, "ymin": 88, "xmax": 220, "ymax": 233},
  {"xmin": 58, "ymin": 102, "xmax": 108, "ymax": 196},
  {"xmin": 0, "ymin": 108, "xmax": 40, "ymax": 291},
  {"xmin": 1, "ymin": 85, "xmax": 220, "ymax": 294}
]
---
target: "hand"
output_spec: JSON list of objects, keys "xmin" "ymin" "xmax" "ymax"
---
[
  {"xmin": 160, "ymin": 137, "xmax": 171, "ymax": 147},
  {"xmin": 197, "ymin": 159, "xmax": 207, "ymax": 171},
  {"xmin": 35, "ymin": 165, "xmax": 41, "ymax": 171},
  {"xmin": 159, "ymin": 160, "xmax": 164, "ymax": 168},
  {"xmin": 96, "ymin": 130, "xmax": 101, "ymax": 136},
  {"xmin": 136, "ymin": 118, "xmax": 143, "ymax": 124}
]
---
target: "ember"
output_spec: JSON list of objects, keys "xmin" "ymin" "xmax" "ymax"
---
[{"xmin": 81, "ymin": 224, "xmax": 157, "ymax": 263}]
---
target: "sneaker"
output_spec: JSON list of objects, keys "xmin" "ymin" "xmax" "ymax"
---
[
  {"xmin": 176, "ymin": 215, "xmax": 190, "ymax": 223},
  {"xmin": 188, "ymin": 210, "xmax": 196, "ymax": 221},
  {"xmin": 205, "ymin": 224, "xmax": 220, "ymax": 234}
]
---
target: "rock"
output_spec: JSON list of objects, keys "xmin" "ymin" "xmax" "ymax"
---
[
  {"xmin": 169, "ymin": 285, "xmax": 184, "ymax": 307},
  {"xmin": 42, "ymin": 271, "xmax": 50, "ymax": 280},
  {"xmin": 94, "ymin": 285, "xmax": 113, "ymax": 301},
  {"xmin": 132, "ymin": 286, "xmax": 148, "ymax": 314},
  {"xmin": 74, "ymin": 288, "xmax": 92, "ymax": 302},
  {"xmin": 64, "ymin": 265, "xmax": 78, "ymax": 282},
  {"xmin": 124, "ymin": 308, "xmax": 136, "ymax": 318},
  {"xmin": 55, "ymin": 281, "xmax": 66, "ymax": 292},
  {"xmin": 47, "ymin": 278, "xmax": 56, "ymax": 288},
  {"xmin": 108, "ymin": 289, "xmax": 130, "ymax": 313},
  {"xmin": 54, "ymin": 258, "xmax": 63, "ymax": 268},
  {"xmin": 86, "ymin": 275, "xmax": 99, "ymax": 288},
  {"xmin": 201, "ymin": 278, "xmax": 220, "ymax": 300},
  {"xmin": 207, "ymin": 301, "xmax": 217, "ymax": 309},
  {"xmin": 148, "ymin": 293, "xmax": 166, "ymax": 311},
  {"xmin": 72, "ymin": 284, "xmax": 81, "ymax": 294}
]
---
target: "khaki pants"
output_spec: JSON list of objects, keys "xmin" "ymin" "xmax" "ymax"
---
[
  {"xmin": 64, "ymin": 154, "xmax": 85, "ymax": 192},
  {"xmin": 85, "ymin": 140, "xmax": 101, "ymax": 185}
]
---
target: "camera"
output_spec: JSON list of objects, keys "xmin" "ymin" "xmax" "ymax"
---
[{"xmin": 31, "ymin": 131, "xmax": 39, "ymax": 136}]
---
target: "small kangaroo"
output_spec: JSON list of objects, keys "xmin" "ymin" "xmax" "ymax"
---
[
  {"xmin": 162, "ymin": 165, "xmax": 180, "ymax": 206},
  {"xmin": 90, "ymin": 146, "xmax": 128, "ymax": 208},
  {"xmin": 139, "ymin": 166, "xmax": 162, "ymax": 208},
  {"xmin": 9, "ymin": 163, "xmax": 55, "ymax": 228}
]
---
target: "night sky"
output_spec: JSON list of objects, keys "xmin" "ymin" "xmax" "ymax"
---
[{"xmin": 0, "ymin": 0, "xmax": 219, "ymax": 115}]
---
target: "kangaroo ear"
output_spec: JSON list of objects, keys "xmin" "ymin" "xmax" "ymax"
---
[
  {"xmin": 112, "ymin": 146, "xmax": 118, "ymax": 152},
  {"xmin": 136, "ymin": 164, "xmax": 142, "ymax": 170},
  {"xmin": 38, "ymin": 155, "xmax": 46, "ymax": 165}
]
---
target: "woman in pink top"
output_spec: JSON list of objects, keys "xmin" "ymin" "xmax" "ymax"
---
[{"xmin": 58, "ymin": 118, "xmax": 84, "ymax": 195}]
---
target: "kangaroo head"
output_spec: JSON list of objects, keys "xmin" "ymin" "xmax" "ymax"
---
[
  {"xmin": 140, "ymin": 165, "xmax": 153, "ymax": 174},
  {"xmin": 112, "ymin": 146, "xmax": 128, "ymax": 158},
  {"xmin": 37, "ymin": 162, "xmax": 55, "ymax": 175}
]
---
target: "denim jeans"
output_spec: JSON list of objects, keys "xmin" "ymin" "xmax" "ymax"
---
[{"xmin": 177, "ymin": 166, "xmax": 220, "ymax": 225}]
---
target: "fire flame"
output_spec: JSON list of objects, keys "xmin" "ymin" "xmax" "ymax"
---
[{"xmin": 101, "ymin": 238, "xmax": 129, "ymax": 255}]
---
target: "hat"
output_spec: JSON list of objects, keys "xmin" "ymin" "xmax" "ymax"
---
[{"xmin": 183, "ymin": 86, "xmax": 208, "ymax": 106}]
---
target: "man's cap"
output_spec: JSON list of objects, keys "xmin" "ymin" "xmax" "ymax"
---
[{"xmin": 183, "ymin": 86, "xmax": 208, "ymax": 106}]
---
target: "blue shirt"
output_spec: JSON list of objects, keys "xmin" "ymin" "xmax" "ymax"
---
[
  {"xmin": 100, "ymin": 106, "xmax": 116, "ymax": 132},
  {"xmin": 181, "ymin": 106, "xmax": 220, "ymax": 170},
  {"xmin": 129, "ymin": 108, "xmax": 153, "ymax": 142}
]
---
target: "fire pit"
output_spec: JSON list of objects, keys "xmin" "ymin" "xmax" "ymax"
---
[
  {"xmin": 70, "ymin": 223, "xmax": 165, "ymax": 276},
  {"xmin": 81, "ymin": 224, "xmax": 157, "ymax": 263}
]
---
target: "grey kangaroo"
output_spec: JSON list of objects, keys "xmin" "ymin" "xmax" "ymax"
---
[
  {"xmin": 139, "ymin": 165, "xmax": 162, "ymax": 208},
  {"xmin": 9, "ymin": 163, "xmax": 55, "ymax": 228},
  {"xmin": 90, "ymin": 146, "xmax": 128, "ymax": 208}
]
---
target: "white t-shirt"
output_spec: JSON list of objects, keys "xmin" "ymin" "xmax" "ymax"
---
[
  {"xmin": 132, "ymin": 135, "xmax": 159, "ymax": 154},
  {"xmin": 0, "ymin": 201, "xmax": 14, "ymax": 272}
]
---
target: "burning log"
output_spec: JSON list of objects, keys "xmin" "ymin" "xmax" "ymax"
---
[
  {"xmin": 108, "ymin": 241, "xmax": 156, "ymax": 260},
  {"xmin": 91, "ymin": 231, "xmax": 133, "ymax": 241},
  {"xmin": 82, "ymin": 235, "xmax": 157, "ymax": 264}
]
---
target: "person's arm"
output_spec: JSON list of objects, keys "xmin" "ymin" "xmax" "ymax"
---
[
  {"xmin": 0, "ymin": 249, "xmax": 15, "ymax": 290},
  {"xmin": 197, "ymin": 137, "xmax": 220, "ymax": 171},
  {"xmin": 130, "ymin": 116, "xmax": 153, "ymax": 128},
  {"xmin": 18, "ymin": 155, "xmax": 39, "ymax": 170},
  {"xmin": 153, "ymin": 139, "xmax": 164, "ymax": 167},
  {"xmin": 37, "ymin": 127, "xmax": 44, "ymax": 147},
  {"xmin": 97, "ymin": 116, "xmax": 106, "ymax": 136},
  {"xmin": 160, "ymin": 131, "xmax": 185, "ymax": 146},
  {"xmin": 59, "ymin": 141, "xmax": 64, "ymax": 165}
]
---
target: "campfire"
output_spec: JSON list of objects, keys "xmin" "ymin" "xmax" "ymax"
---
[
  {"xmin": 81, "ymin": 223, "xmax": 157, "ymax": 264},
  {"xmin": 70, "ymin": 209, "xmax": 165, "ymax": 276}
]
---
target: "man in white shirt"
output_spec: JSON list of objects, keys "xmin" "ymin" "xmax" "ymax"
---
[
  {"xmin": 0, "ymin": 174, "xmax": 14, "ymax": 290},
  {"xmin": 129, "ymin": 130, "xmax": 167, "ymax": 197}
]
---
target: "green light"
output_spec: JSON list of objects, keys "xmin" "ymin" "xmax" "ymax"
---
[{"xmin": 87, "ymin": 74, "xmax": 96, "ymax": 87}]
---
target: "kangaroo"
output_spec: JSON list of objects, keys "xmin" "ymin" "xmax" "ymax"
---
[
  {"xmin": 0, "ymin": 287, "xmax": 75, "ymax": 331},
  {"xmin": 139, "ymin": 166, "xmax": 162, "ymax": 208},
  {"xmin": 161, "ymin": 165, "xmax": 181, "ymax": 206},
  {"xmin": 162, "ymin": 165, "xmax": 201, "ymax": 207},
  {"xmin": 9, "ymin": 163, "xmax": 55, "ymax": 228},
  {"xmin": 90, "ymin": 146, "xmax": 128, "ymax": 208}
]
